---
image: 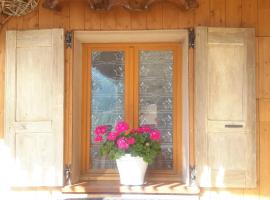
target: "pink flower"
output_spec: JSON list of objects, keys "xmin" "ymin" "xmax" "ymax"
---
[
  {"xmin": 149, "ymin": 130, "xmax": 161, "ymax": 141},
  {"xmin": 135, "ymin": 125, "xmax": 152, "ymax": 133},
  {"xmin": 94, "ymin": 125, "xmax": 107, "ymax": 135},
  {"xmin": 127, "ymin": 137, "xmax": 136, "ymax": 145},
  {"xmin": 94, "ymin": 135, "xmax": 103, "ymax": 143},
  {"xmin": 141, "ymin": 125, "xmax": 152, "ymax": 132},
  {"xmin": 107, "ymin": 131, "xmax": 119, "ymax": 141},
  {"xmin": 115, "ymin": 121, "xmax": 129, "ymax": 132},
  {"xmin": 117, "ymin": 137, "xmax": 129, "ymax": 149}
]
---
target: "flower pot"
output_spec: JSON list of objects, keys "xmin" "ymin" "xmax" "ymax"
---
[{"xmin": 116, "ymin": 154, "xmax": 148, "ymax": 185}]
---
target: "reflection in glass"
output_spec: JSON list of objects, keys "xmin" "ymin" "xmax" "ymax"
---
[
  {"xmin": 139, "ymin": 50, "xmax": 174, "ymax": 170},
  {"xmin": 90, "ymin": 51, "xmax": 124, "ymax": 169}
]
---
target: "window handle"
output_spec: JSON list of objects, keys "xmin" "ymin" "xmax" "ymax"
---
[{"xmin": 225, "ymin": 124, "xmax": 243, "ymax": 128}]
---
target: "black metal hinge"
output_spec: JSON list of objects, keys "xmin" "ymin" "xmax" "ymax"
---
[
  {"xmin": 188, "ymin": 28, "xmax": 195, "ymax": 49},
  {"xmin": 64, "ymin": 164, "xmax": 72, "ymax": 185},
  {"xmin": 190, "ymin": 165, "xmax": 196, "ymax": 186},
  {"xmin": 65, "ymin": 31, "xmax": 72, "ymax": 48}
]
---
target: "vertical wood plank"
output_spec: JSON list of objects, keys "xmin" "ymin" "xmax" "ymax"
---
[
  {"xmin": 178, "ymin": 10, "xmax": 194, "ymax": 28},
  {"xmin": 242, "ymin": 0, "xmax": 258, "ymax": 29},
  {"xmin": 259, "ymin": 99, "xmax": 270, "ymax": 122},
  {"xmin": 194, "ymin": 0, "xmax": 210, "ymax": 26},
  {"xmin": 258, "ymin": 37, "xmax": 270, "ymax": 98},
  {"xmin": 162, "ymin": 2, "xmax": 179, "ymax": 29},
  {"xmin": 258, "ymin": 0, "xmax": 270, "ymax": 36},
  {"xmin": 22, "ymin": 10, "xmax": 39, "ymax": 29},
  {"xmin": 131, "ymin": 11, "xmax": 147, "ymax": 30},
  {"xmin": 53, "ymin": 0, "xmax": 70, "ymax": 29},
  {"xmin": 209, "ymin": 0, "xmax": 226, "ymax": 26},
  {"xmin": 85, "ymin": 9, "xmax": 101, "ymax": 30},
  {"xmin": 39, "ymin": 0, "xmax": 54, "ymax": 29},
  {"xmin": 7, "ymin": 17, "xmax": 17, "ymax": 30},
  {"xmin": 115, "ymin": 7, "xmax": 131, "ymax": 30},
  {"xmin": 260, "ymin": 122, "xmax": 270, "ymax": 200},
  {"xmin": 100, "ymin": 9, "xmax": 117, "ymax": 30},
  {"xmin": 226, "ymin": 0, "xmax": 242, "ymax": 27},
  {"xmin": 70, "ymin": 0, "xmax": 85, "ymax": 30},
  {"xmin": 146, "ymin": 3, "xmax": 163, "ymax": 29}
]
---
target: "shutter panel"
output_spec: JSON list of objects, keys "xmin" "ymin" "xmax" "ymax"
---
[
  {"xmin": 195, "ymin": 27, "xmax": 256, "ymax": 188},
  {"xmin": 4, "ymin": 29, "xmax": 64, "ymax": 186}
]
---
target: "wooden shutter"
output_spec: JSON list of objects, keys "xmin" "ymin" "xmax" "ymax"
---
[
  {"xmin": 195, "ymin": 27, "xmax": 256, "ymax": 188},
  {"xmin": 4, "ymin": 29, "xmax": 64, "ymax": 186}
]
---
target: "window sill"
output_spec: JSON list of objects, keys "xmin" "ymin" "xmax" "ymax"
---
[{"xmin": 62, "ymin": 181, "xmax": 200, "ymax": 195}]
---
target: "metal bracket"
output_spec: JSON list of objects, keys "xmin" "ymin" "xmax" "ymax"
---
[
  {"xmin": 190, "ymin": 165, "xmax": 196, "ymax": 186},
  {"xmin": 64, "ymin": 164, "xmax": 72, "ymax": 185},
  {"xmin": 188, "ymin": 28, "xmax": 195, "ymax": 49},
  {"xmin": 65, "ymin": 31, "xmax": 72, "ymax": 48}
]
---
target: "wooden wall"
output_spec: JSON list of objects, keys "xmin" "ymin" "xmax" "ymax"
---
[{"xmin": 0, "ymin": 0, "xmax": 270, "ymax": 199}]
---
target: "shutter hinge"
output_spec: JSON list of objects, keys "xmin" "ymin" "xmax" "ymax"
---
[
  {"xmin": 190, "ymin": 165, "xmax": 196, "ymax": 186},
  {"xmin": 188, "ymin": 28, "xmax": 195, "ymax": 49},
  {"xmin": 64, "ymin": 164, "xmax": 72, "ymax": 185},
  {"xmin": 65, "ymin": 31, "xmax": 72, "ymax": 48}
]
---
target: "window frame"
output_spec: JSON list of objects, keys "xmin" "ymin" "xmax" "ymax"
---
[
  {"xmin": 70, "ymin": 30, "xmax": 190, "ymax": 185},
  {"xmin": 81, "ymin": 43, "xmax": 183, "ymax": 181}
]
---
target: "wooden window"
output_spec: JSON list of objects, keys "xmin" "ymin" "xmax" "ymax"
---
[{"xmin": 81, "ymin": 43, "xmax": 182, "ymax": 181}]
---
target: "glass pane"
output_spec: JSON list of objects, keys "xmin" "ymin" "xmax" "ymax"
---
[
  {"xmin": 139, "ymin": 50, "xmax": 174, "ymax": 170},
  {"xmin": 90, "ymin": 51, "xmax": 125, "ymax": 169}
]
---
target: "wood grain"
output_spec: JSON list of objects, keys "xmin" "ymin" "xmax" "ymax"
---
[
  {"xmin": 242, "ymin": 0, "xmax": 258, "ymax": 29},
  {"xmin": 162, "ymin": 2, "xmax": 179, "ymax": 29},
  {"xmin": 85, "ymin": 9, "xmax": 101, "ymax": 30},
  {"xmin": 194, "ymin": 0, "xmax": 209, "ymax": 26},
  {"xmin": 258, "ymin": 37, "xmax": 270, "ymax": 98},
  {"xmin": 209, "ymin": 0, "xmax": 226, "ymax": 26},
  {"xmin": 226, "ymin": 0, "xmax": 242, "ymax": 27},
  {"xmin": 258, "ymin": 0, "xmax": 270, "ymax": 36},
  {"xmin": 146, "ymin": 3, "xmax": 163, "ymax": 29},
  {"xmin": 70, "ymin": 1, "xmax": 85, "ymax": 30}
]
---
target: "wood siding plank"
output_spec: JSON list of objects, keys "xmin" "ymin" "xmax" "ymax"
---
[
  {"xmin": 162, "ymin": 2, "xmax": 179, "ymax": 29},
  {"xmin": 209, "ymin": 0, "xmax": 226, "ymax": 26},
  {"xmin": 100, "ymin": 10, "xmax": 117, "ymax": 30},
  {"xmin": 260, "ymin": 122, "xmax": 270, "ymax": 199},
  {"xmin": 258, "ymin": 37, "xmax": 270, "ymax": 98},
  {"xmin": 226, "ymin": 0, "xmax": 242, "ymax": 27},
  {"xmin": 131, "ymin": 11, "xmax": 147, "ymax": 30},
  {"xmin": 85, "ymin": 9, "xmax": 101, "ymax": 30},
  {"xmin": 115, "ymin": 7, "xmax": 131, "ymax": 30},
  {"xmin": 146, "ymin": 3, "xmax": 163, "ymax": 29},
  {"xmin": 242, "ymin": 0, "xmax": 258, "ymax": 29},
  {"xmin": 258, "ymin": 0, "xmax": 270, "ymax": 36},
  {"xmin": 39, "ymin": 0, "xmax": 54, "ymax": 29},
  {"xmin": 194, "ymin": 0, "xmax": 210, "ymax": 26},
  {"xmin": 70, "ymin": 1, "xmax": 85, "ymax": 30}
]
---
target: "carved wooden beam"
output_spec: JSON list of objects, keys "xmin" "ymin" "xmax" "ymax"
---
[{"xmin": 88, "ymin": 0, "xmax": 199, "ymax": 11}]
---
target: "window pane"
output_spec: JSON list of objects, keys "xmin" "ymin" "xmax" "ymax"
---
[
  {"xmin": 90, "ymin": 51, "xmax": 125, "ymax": 169},
  {"xmin": 139, "ymin": 50, "xmax": 174, "ymax": 170}
]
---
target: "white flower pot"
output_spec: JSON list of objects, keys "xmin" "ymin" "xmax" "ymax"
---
[{"xmin": 116, "ymin": 154, "xmax": 148, "ymax": 185}]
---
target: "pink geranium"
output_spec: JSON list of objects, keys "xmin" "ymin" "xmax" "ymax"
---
[
  {"xmin": 127, "ymin": 137, "xmax": 136, "ymax": 145},
  {"xmin": 117, "ymin": 137, "xmax": 129, "ymax": 149},
  {"xmin": 94, "ymin": 135, "xmax": 103, "ymax": 143},
  {"xmin": 94, "ymin": 125, "xmax": 107, "ymax": 135},
  {"xmin": 107, "ymin": 131, "xmax": 119, "ymax": 141},
  {"xmin": 115, "ymin": 121, "xmax": 129, "ymax": 132},
  {"xmin": 149, "ymin": 129, "xmax": 161, "ymax": 141}
]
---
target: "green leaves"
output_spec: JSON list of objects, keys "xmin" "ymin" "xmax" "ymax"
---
[{"xmin": 99, "ymin": 133, "xmax": 161, "ymax": 164}]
